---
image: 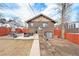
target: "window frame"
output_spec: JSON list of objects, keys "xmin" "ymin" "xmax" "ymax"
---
[{"xmin": 42, "ymin": 22, "xmax": 48, "ymax": 28}]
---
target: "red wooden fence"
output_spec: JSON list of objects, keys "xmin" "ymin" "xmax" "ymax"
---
[
  {"xmin": 0, "ymin": 27, "xmax": 11, "ymax": 36},
  {"xmin": 15, "ymin": 28, "xmax": 23, "ymax": 33},
  {"xmin": 54, "ymin": 28, "xmax": 61, "ymax": 38},
  {"xmin": 15, "ymin": 28, "xmax": 30, "ymax": 33},
  {"xmin": 0, "ymin": 27, "xmax": 30, "ymax": 36},
  {"xmin": 64, "ymin": 33, "xmax": 79, "ymax": 44},
  {"xmin": 54, "ymin": 28, "xmax": 79, "ymax": 45}
]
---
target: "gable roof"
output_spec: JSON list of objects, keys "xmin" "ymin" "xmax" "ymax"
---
[{"xmin": 26, "ymin": 14, "xmax": 56, "ymax": 23}]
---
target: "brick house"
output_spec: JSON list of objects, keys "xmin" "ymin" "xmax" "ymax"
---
[{"xmin": 25, "ymin": 14, "xmax": 56, "ymax": 39}]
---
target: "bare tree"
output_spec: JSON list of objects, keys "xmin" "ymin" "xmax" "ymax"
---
[
  {"xmin": 61, "ymin": 3, "xmax": 72, "ymax": 38},
  {"xmin": 54, "ymin": 3, "xmax": 72, "ymax": 38}
]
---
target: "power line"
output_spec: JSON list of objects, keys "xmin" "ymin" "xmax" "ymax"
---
[{"xmin": 28, "ymin": 3, "xmax": 36, "ymax": 16}]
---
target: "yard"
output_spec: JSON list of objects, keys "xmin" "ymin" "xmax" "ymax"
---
[
  {"xmin": 39, "ymin": 36, "xmax": 79, "ymax": 56},
  {"xmin": 0, "ymin": 39, "xmax": 33, "ymax": 56}
]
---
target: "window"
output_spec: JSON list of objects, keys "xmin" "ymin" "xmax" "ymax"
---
[
  {"xmin": 73, "ymin": 24, "xmax": 75, "ymax": 28},
  {"xmin": 75, "ymin": 23, "xmax": 79, "ymax": 28},
  {"xmin": 68, "ymin": 24, "xmax": 71, "ymax": 29},
  {"xmin": 43, "ymin": 23, "xmax": 48, "ymax": 28},
  {"xmin": 31, "ymin": 23, "xmax": 33, "ymax": 26},
  {"xmin": 28, "ymin": 22, "xmax": 33, "ymax": 27},
  {"xmin": 71, "ymin": 23, "xmax": 74, "ymax": 28}
]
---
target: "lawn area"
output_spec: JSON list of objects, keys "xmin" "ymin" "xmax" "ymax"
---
[{"xmin": 0, "ymin": 39, "xmax": 33, "ymax": 56}]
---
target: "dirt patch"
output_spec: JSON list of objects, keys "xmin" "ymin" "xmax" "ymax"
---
[
  {"xmin": 39, "ymin": 36, "xmax": 79, "ymax": 56},
  {"xmin": 0, "ymin": 39, "xmax": 33, "ymax": 56}
]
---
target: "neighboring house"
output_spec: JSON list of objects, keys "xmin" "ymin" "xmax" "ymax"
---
[
  {"xmin": 56, "ymin": 21, "xmax": 79, "ymax": 33},
  {"xmin": 25, "ymin": 14, "xmax": 56, "ymax": 39},
  {"xmin": 64, "ymin": 21, "xmax": 79, "ymax": 33}
]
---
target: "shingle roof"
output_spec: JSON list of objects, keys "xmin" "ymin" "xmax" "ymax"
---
[{"xmin": 26, "ymin": 14, "xmax": 56, "ymax": 23}]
